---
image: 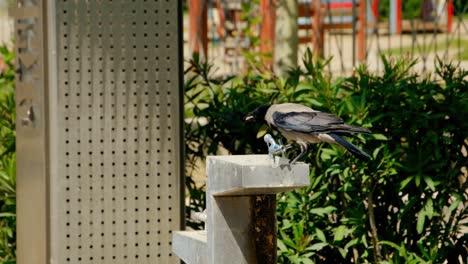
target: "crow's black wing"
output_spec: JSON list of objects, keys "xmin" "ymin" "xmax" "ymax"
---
[
  {"xmin": 272, "ymin": 111, "xmax": 370, "ymax": 134},
  {"xmin": 272, "ymin": 111, "xmax": 343, "ymax": 132}
]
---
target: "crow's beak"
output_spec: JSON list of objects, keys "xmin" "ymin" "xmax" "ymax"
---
[{"xmin": 244, "ymin": 115, "xmax": 254, "ymax": 123}]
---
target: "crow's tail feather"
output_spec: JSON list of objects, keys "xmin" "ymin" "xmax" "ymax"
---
[
  {"xmin": 341, "ymin": 124, "xmax": 372, "ymax": 135},
  {"xmin": 329, "ymin": 133, "xmax": 371, "ymax": 160},
  {"xmin": 324, "ymin": 124, "xmax": 371, "ymax": 135}
]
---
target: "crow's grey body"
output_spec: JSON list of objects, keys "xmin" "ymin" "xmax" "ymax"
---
[
  {"xmin": 245, "ymin": 103, "xmax": 371, "ymax": 162},
  {"xmin": 265, "ymin": 103, "xmax": 336, "ymax": 145}
]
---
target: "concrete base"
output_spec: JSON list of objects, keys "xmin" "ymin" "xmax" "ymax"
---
[
  {"xmin": 173, "ymin": 155, "xmax": 310, "ymax": 264},
  {"xmin": 172, "ymin": 231, "xmax": 207, "ymax": 264}
]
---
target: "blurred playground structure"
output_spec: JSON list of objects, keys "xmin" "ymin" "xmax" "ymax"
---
[
  {"xmin": 185, "ymin": 0, "xmax": 468, "ymax": 75},
  {"xmin": 0, "ymin": 1, "xmax": 466, "ymax": 75}
]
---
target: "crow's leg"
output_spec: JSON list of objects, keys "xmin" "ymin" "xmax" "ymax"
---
[
  {"xmin": 290, "ymin": 142, "xmax": 308, "ymax": 164},
  {"xmin": 283, "ymin": 144, "xmax": 293, "ymax": 151},
  {"xmin": 272, "ymin": 144, "xmax": 293, "ymax": 155}
]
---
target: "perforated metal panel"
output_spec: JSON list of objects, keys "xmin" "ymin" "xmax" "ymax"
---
[
  {"xmin": 53, "ymin": 0, "xmax": 183, "ymax": 263},
  {"xmin": 15, "ymin": 0, "xmax": 183, "ymax": 263}
]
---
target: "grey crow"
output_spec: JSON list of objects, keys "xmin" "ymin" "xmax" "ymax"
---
[{"xmin": 244, "ymin": 103, "xmax": 372, "ymax": 163}]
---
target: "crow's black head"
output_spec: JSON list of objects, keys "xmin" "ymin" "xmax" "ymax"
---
[{"xmin": 244, "ymin": 104, "xmax": 271, "ymax": 124}]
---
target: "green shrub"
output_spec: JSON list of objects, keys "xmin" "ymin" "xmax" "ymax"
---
[
  {"xmin": 0, "ymin": 45, "xmax": 16, "ymax": 263},
  {"xmin": 184, "ymin": 51, "xmax": 468, "ymax": 263}
]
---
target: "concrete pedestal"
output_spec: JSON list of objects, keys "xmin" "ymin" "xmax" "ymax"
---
[{"xmin": 173, "ymin": 155, "xmax": 310, "ymax": 264}]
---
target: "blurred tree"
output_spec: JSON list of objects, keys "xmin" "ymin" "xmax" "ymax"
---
[{"xmin": 274, "ymin": 0, "xmax": 298, "ymax": 76}]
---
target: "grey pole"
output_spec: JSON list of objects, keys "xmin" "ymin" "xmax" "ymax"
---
[{"xmin": 274, "ymin": 0, "xmax": 299, "ymax": 76}]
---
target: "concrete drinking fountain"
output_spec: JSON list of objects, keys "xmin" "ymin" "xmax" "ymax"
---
[{"xmin": 172, "ymin": 153, "xmax": 310, "ymax": 264}]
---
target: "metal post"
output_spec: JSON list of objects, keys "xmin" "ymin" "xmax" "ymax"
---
[
  {"xmin": 390, "ymin": 0, "xmax": 402, "ymax": 34},
  {"xmin": 173, "ymin": 155, "xmax": 310, "ymax": 264},
  {"xmin": 189, "ymin": 0, "xmax": 208, "ymax": 60},
  {"xmin": 274, "ymin": 0, "xmax": 298, "ymax": 76},
  {"xmin": 13, "ymin": 1, "xmax": 49, "ymax": 262}
]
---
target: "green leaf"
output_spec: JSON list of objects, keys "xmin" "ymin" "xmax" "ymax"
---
[
  {"xmin": 415, "ymin": 174, "xmax": 421, "ymax": 187},
  {"xmin": 277, "ymin": 239, "xmax": 288, "ymax": 252},
  {"xmin": 309, "ymin": 191, "xmax": 322, "ymax": 201},
  {"xmin": 372, "ymin": 147, "xmax": 381, "ymax": 159},
  {"xmin": 345, "ymin": 238, "xmax": 359, "ymax": 249},
  {"xmin": 417, "ymin": 241, "xmax": 431, "ymax": 259},
  {"xmin": 305, "ymin": 98, "xmax": 324, "ymax": 107},
  {"xmin": 0, "ymin": 212, "xmax": 15, "ymax": 217},
  {"xmin": 292, "ymin": 222, "xmax": 304, "ymax": 241},
  {"xmin": 448, "ymin": 198, "xmax": 461, "ymax": 213},
  {"xmin": 280, "ymin": 230, "xmax": 297, "ymax": 249},
  {"xmin": 380, "ymin": 240, "xmax": 401, "ymax": 251},
  {"xmin": 416, "ymin": 209, "xmax": 425, "ymax": 234},
  {"xmin": 315, "ymin": 227, "xmax": 327, "ymax": 243},
  {"xmin": 372, "ymin": 134, "xmax": 388, "ymax": 141},
  {"xmin": 286, "ymin": 254, "xmax": 300, "ymax": 263},
  {"xmin": 333, "ymin": 225, "xmax": 347, "ymax": 242},
  {"xmin": 361, "ymin": 234, "xmax": 369, "ymax": 248},
  {"xmin": 343, "ymin": 167, "xmax": 350, "ymax": 178},
  {"xmin": 423, "ymin": 176, "xmax": 435, "ymax": 192},
  {"xmin": 425, "ymin": 199, "xmax": 434, "ymax": 219},
  {"xmin": 256, "ymin": 124, "xmax": 269, "ymax": 138},
  {"xmin": 310, "ymin": 174, "xmax": 324, "ymax": 190},
  {"xmin": 306, "ymin": 242, "xmax": 328, "ymax": 251},
  {"xmin": 310, "ymin": 206, "xmax": 337, "ymax": 217},
  {"xmin": 301, "ymin": 258, "xmax": 315, "ymax": 264},
  {"xmin": 400, "ymin": 176, "xmax": 413, "ymax": 190},
  {"xmin": 338, "ymin": 247, "xmax": 347, "ymax": 258}
]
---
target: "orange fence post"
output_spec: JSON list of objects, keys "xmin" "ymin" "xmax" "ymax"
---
[
  {"xmin": 357, "ymin": 0, "xmax": 367, "ymax": 61},
  {"xmin": 396, "ymin": 0, "xmax": 402, "ymax": 34},
  {"xmin": 372, "ymin": 0, "xmax": 378, "ymax": 20},
  {"xmin": 311, "ymin": 0, "xmax": 323, "ymax": 57},
  {"xmin": 260, "ymin": 0, "xmax": 276, "ymax": 66},
  {"xmin": 189, "ymin": 0, "xmax": 208, "ymax": 59},
  {"xmin": 447, "ymin": 0, "xmax": 453, "ymax": 33}
]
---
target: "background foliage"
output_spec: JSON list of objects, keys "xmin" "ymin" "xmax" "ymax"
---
[
  {"xmin": 0, "ymin": 25, "xmax": 466, "ymax": 263},
  {"xmin": 0, "ymin": 45, "xmax": 16, "ymax": 263},
  {"xmin": 379, "ymin": 0, "xmax": 468, "ymax": 20},
  {"xmin": 184, "ymin": 51, "xmax": 468, "ymax": 263}
]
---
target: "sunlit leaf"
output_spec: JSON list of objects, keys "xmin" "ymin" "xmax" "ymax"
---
[
  {"xmin": 306, "ymin": 242, "xmax": 328, "ymax": 251},
  {"xmin": 310, "ymin": 206, "xmax": 337, "ymax": 217},
  {"xmin": 333, "ymin": 225, "xmax": 347, "ymax": 242},
  {"xmin": 280, "ymin": 230, "xmax": 297, "ymax": 249},
  {"xmin": 372, "ymin": 134, "xmax": 388, "ymax": 141},
  {"xmin": 425, "ymin": 199, "xmax": 434, "ymax": 219},
  {"xmin": 416, "ymin": 209, "xmax": 425, "ymax": 234},
  {"xmin": 277, "ymin": 239, "xmax": 288, "ymax": 252},
  {"xmin": 315, "ymin": 228, "xmax": 327, "ymax": 243},
  {"xmin": 338, "ymin": 247, "xmax": 347, "ymax": 258},
  {"xmin": 301, "ymin": 257, "xmax": 315, "ymax": 264},
  {"xmin": 256, "ymin": 124, "xmax": 269, "ymax": 138},
  {"xmin": 400, "ymin": 176, "xmax": 413, "ymax": 190},
  {"xmin": 423, "ymin": 176, "xmax": 435, "ymax": 192},
  {"xmin": 448, "ymin": 199, "xmax": 461, "ymax": 213},
  {"xmin": 345, "ymin": 238, "xmax": 359, "ymax": 249}
]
